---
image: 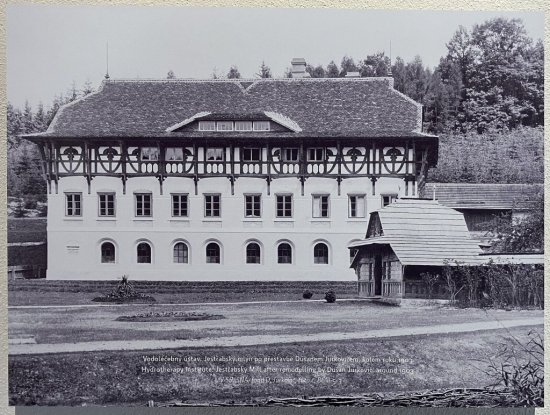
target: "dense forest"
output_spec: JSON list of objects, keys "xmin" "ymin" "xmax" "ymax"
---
[{"xmin": 7, "ymin": 17, "xmax": 544, "ymax": 208}]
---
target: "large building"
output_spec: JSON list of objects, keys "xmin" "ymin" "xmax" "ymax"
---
[{"xmin": 25, "ymin": 59, "xmax": 438, "ymax": 281}]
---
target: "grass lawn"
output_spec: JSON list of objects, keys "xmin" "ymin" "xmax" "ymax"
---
[
  {"xmin": 8, "ymin": 280, "xmax": 358, "ymax": 306},
  {"xmin": 9, "ymin": 327, "xmax": 540, "ymax": 406},
  {"xmin": 8, "ymin": 300, "xmax": 543, "ymax": 344}
]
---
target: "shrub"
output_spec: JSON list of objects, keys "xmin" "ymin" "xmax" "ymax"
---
[
  {"xmin": 24, "ymin": 197, "xmax": 38, "ymax": 210},
  {"xmin": 325, "ymin": 290, "xmax": 336, "ymax": 303},
  {"xmin": 92, "ymin": 275, "xmax": 156, "ymax": 303},
  {"xmin": 483, "ymin": 330, "xmax": 543, "ymax": 406},
  {"xmin": 302, "ymin": 290, "xmax": 313, "ymax": 299}
]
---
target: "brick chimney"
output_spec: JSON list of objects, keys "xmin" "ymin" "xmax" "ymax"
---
[{"xmin": 291, "ymin": 58, "xmax": 310, "ymax": 78}]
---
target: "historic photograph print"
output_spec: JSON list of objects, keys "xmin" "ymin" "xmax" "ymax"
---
[{"xmin": 6, "ymin": 5, "xmax": 544, "ymax": 408}]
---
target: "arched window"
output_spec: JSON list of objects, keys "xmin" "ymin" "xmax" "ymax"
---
[
  {"xmin": 246, "ymin": 243, "xmax": 261, "ymax": 264},
  {"xmin": 314, "ymin": 243, "xmax": 329, "ymax": 264},
  {"xmin": 101, "ymin": 242, "xmax": 115, "ymax": 263},
  {"xmin": 173, "ymin": 242, "xmax": 189, "ymax": 264},
  {"xmin": 278, "ymin": 243, "xmax": 292, "ymax": 264},
  {"xmin": 206, "ymin": 242, "xmax": 220, "ymax": 264},
  {"xmin": 137, "ymin": 242, "xmax": 152, "ymax": 263}
]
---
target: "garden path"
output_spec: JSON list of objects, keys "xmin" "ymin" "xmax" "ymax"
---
[{"xmin": 9, "ymin": 317, "xmax": 542, "ymax": 355}]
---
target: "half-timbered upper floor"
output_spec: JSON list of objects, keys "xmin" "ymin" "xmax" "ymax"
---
[{"xmin": 24, "ymin": 66, "xmax": 438, "ymax": 195}]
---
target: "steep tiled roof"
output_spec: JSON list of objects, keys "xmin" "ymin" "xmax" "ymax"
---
[
  {"xmin": 350, "ymin": 199, "xmax": 484, "ymax": 266},
  {"xmin": 420, "ymin": 183, "xmax": 543, "ymax": 210},
  {"xmin": 27, "ymin": 78, "xmax": 434, "ymax": 139}
]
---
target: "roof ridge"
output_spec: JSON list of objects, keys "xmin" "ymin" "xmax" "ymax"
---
[{"xmin": 103, "ymin": 77, "xmax": 395, "ymax": 84}]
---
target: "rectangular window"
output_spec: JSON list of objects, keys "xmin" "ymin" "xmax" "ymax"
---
[
  {"xmin": 245, "ymin": 195, "xmax": 261, "ymax": 218},
  {"xmin": 242, "ymin": 148, "xmax": 262, "ymax": 162},
  {"xmin": 140, "ymin": 147, "xmax": 159, "ymax": 161},
  {"xmin": 135, "ymin": 193, "xmax": 152, "ymax": 217},
  {"xmin": 312, "ymin": 195, "xmax": 329, "ymax": 218},
  {"xmin": 253, "ymin": 121, "xmax": 270, "ymax": 131},
  {"xmin": 205, "ymin": 148, "xmax": 224, "ymax": 161},
  {"xmin": 276, "ymin": 194, "xmax": 292, "ymax": 218},
  {"xmin": 235, "ymin": 121, "xmax": 253, "ymax": 131},
  {"xmin": 198, "ymin": 121, "xmax": 216, "ymax": 131},
  {"xmin": 171, "ymin": 194, "xmax": 188, "ymax": 217},
  {"xmin": 307, "ymin": 148, "xmax": 325, "ymax": 162},
  {"xmin": 165, "ymin": 147, "xmax": 184, "ymax": 161},
  {"xmin": 98, "ymin": 193, "xmax": 115, "ymax": 217},
  {"xmin": 381, "ymin": 194, "xmax": 398, "ymax": 207},
  {"xmin": 282, "ymin": 148, "xmax": 299, "ymax": 162},
  {"xmin": 348, "ymin": 195, "xmax": 366, "ymax": 218},
  {"xmin": 216, "ymin": 121, "xmax": 234, "ymax": 131},
  {"xmin": 204, "ymin": 194, "xmax": 221, "ymax": 217},
  {"xmin": 65, "ymin": 193, "xmax": 82, "ymax": 217}
]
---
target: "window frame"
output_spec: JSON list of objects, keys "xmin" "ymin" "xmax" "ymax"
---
[
  {"xmin": 205, "ymin": 242, "xmax": 221, "ymax": 264},
  {"xmin": 275, "ymin": 194, "xmax": 293, "ymax": 218},
  {"xmin": 204, "ymin": 194, "xmax": 221, "ymax": 218},
  {"xmin": 277, "ymin": 242, "xmax": 293, "ymax": 264},
  {"xmin": 134, "ymin": 193, "xmax": 153, "ymax": 217},
  {"xmin": 136, "ymin": 242, "xmax": 152, "ymax": 264},
  {"xmin": 98, "ymin": 192, "xmax": 116, "ymax": 217},
  {"xmin": 312, "ymin": 194, "xmax": 330, "ymax": 218},
  {"xmin": 140, "ymin": 147, "xmax": 159, "ymax": 161},
  {"xmin": 216, "ymin": 121, "xmax": 234, "ymax": 131},
  {"xmin": 282, "ymin": 148, "xmax": 299, "ymax": 162},
  {"xmin": 65, "ymin": 192, "xmax": 82, "ymax": 217},
  {"xmin": 100, "ymin": 241, "xmax": 116, "ymax": 264},
  {"xmin": 244, "ymin": 194, "xmax": 262, "ymax": 218},
  {"xmin": 241, "ymin": 147, "xmax": 262, "ymax": 162},
  {"xmin": 381, "ymin": 193, "xmax": 398, "ymax": 208},
  {"xmin": 205, "ymin": 147, "xmax": 225, "ymax": 161},
  {"xmin": 171, "ymin": 193, "xmax": 189, "ymax": 217},
  {"xmin": 253, "ymin": 121, "xmax": 270, "ymax": 131},
  {"xmin": 313, "ymin": 242, "xmax": 329, "ymax": 265},
  {"xmin": 173, "ymin": 242, "xmax": 189, "ymax": 264},
  {"xmin": 198, "ymin": 121, "xmax": 216, "ymax": 131},
  {"xmin": 348, "ymin": 194, "xmax": 366, "ymax": 218},
  {"xmin": 307, "ymin": 148, "xmax": 325, "ymax": 162},
  {"xmin": 245, "ymin": 242, "xmax": 262, "ymax": 264},
  {"xmin": 234, "ymin": 121, "xmax": 253, "ymax": 131}
]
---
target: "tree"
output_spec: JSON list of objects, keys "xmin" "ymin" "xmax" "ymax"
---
[
  {"xmin": 440, "ymin": 18, "xmax": 543, "ymax": 132},
  {"xmin": 326, "ymin": 61, "xmax": 339, "ymax": 78},
  {"xmin": 34, "ymin": 102, "xmax": 47, "ymax": 132},
  {"xmin": 82, "ymin": 79, "xmax": 95, "ymax": 96},
  {"xmin": 339, "ymin": 56, "xmax": 358, "ymax": 77},
  {"xmin": 359, "ymin": 52, "xmax": 390, "ymax": 77},
  {"xmin": 256, "ymin": 61, "xmax": 272, "ymax": 78},
  {"xmin": 227, "ymin": 65, "xmax": 241, "ymax": 79},
  {"xmin": 306, "ymin": 64, "xmax": 326, "ymax": 78},
  {"xmin": 167, "ymin": 70, "xmax": 176, "ymax": 79}
]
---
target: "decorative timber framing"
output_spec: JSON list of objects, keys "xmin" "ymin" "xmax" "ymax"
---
[{"xmin": 34, "ymin": 137, "xmax": 434, "ymax": 195}]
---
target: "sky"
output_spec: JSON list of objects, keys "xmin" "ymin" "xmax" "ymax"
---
[{"xmin": 7, "ymin": 5, "xmax": 544, "ymax": 110}]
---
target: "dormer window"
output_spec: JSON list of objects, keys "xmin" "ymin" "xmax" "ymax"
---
[
  {"xmin": 253, "ymin": 121, "xmax": 270, "ymax": 131},
  {"xmin": 198, "ymin": 121, "xmax": 216, "ymax": 131},
  {"xmin": 235, "ymin": 121, "xmax": 253, "ymax": 131},
  {"xmin": 216, "ymin": 121, "xmax": 233, "ymax": 131}
]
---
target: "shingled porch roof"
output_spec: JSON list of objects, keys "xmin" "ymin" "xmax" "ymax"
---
[
  {"xmin": 420, "ymin": 183, "xmax": 543, "ymax": 210},
  {"xmin": 349, "ymin": 199, "xmax": 484, "ymax": 267},
  {"xmin": 25, "ymin": 77, "xmax": 437, "ymax": 143}
]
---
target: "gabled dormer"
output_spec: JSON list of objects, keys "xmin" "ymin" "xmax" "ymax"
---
[{"xmin": 165, "ymin": 111, "xmax": 302, "ymax": 133}]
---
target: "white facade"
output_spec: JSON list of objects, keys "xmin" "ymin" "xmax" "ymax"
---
[{"xmin": 47, "ymin": 175, "xmax": 409, "ymax": 281}]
